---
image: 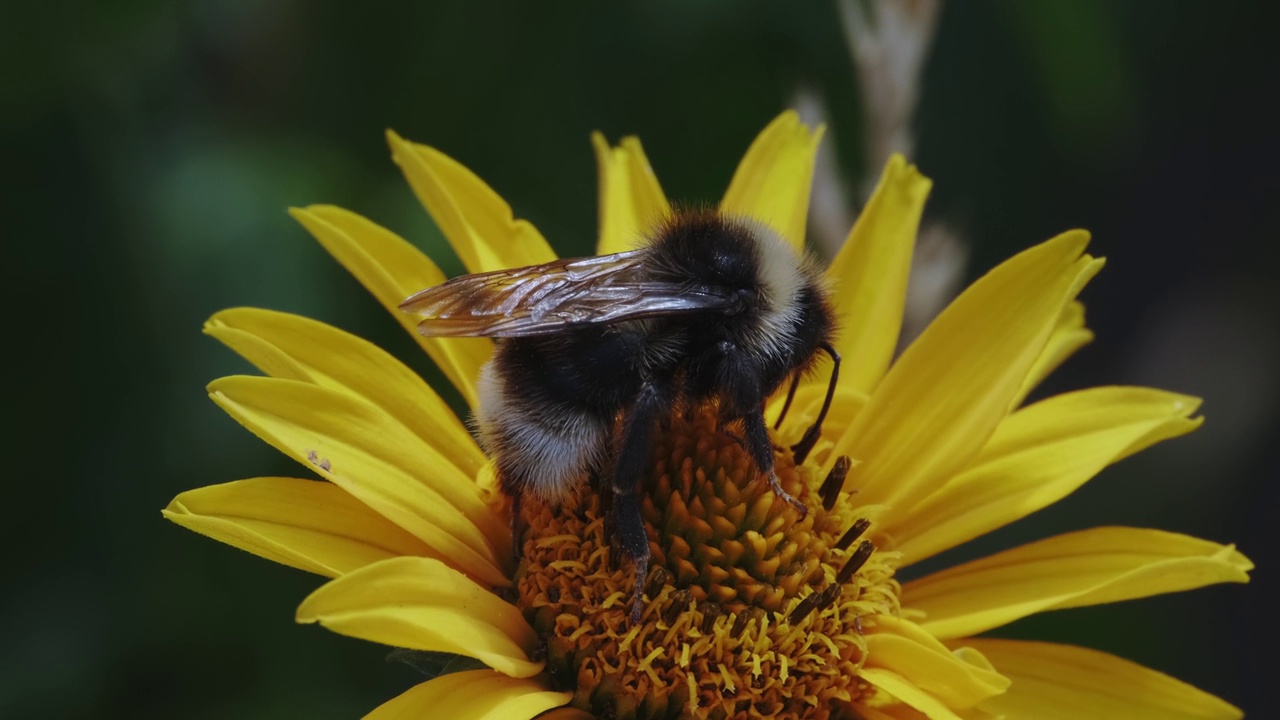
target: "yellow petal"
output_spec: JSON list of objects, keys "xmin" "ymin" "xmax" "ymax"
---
[
  {"xmin": 387, "ymin": 131, "xmax": 557, "ymax": 273},
  {"xmin": 904, "ymin": 526, "xmax": 1253, "ymax": 640},
  {"xmin": 1012, "ymin": 300, "xmax": 1093, "ymax": 407},
  {"xmin": 964, "ymin": 639, "xmax": 1243, "ymax": 720},
  {"xmin": 205, "ymin": 308, "xmax": 485, "ymax": 477},
  {"xmin": 860, "ymin": 667, "xmax": 966, "ymax": 720},
  {"xmin": 849, "ymin": 704, "xmax": 929, "ymax": 720},
  {"xmin": 365, "ymin": 670, "xmax": 571, "ymax": 720},
  {"xmin": 864, "ymin": 616, "xmax": 1010, "ymax": 709},
  {"xmin": 163, "ymin": 477, "xmax": 431, "ymax": 577},
  {"xmin": 290, "ymin": 205, "xmax": 491, "ymax": 407},
  {"xmin": 832, "ymin": 231, "xmax": 1103, "ymax": 517},
  {"xmin": 826, "ymin": 154, "xmax": 932, "ymax": 395},
  {"xmin": 297, "ymin": 557, "xmax": 542, "ymax": 679},
  {"xmin": 592, "ymin": 132, "xmax": 671, "ymax": 255},
  {"xmin": 719, "ymin": 111, "xmax": 824, "ymax": 252},
  {"xmin": 891, "ymin": 387, "xmax": 1203, "ymax": 566},
  {"xmin": 209, "ymin": 375, "xmax": 509, "ymax": 587}
]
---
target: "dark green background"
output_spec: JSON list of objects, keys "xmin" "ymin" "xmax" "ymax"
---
[{"xmin": 4, "ymin": 1, "xmax": 1275, "ymax": 717}]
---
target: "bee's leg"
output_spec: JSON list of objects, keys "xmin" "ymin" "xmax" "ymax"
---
[
  {"xmin": 790, "ymin": 342, "xmax": 841, "ymax": 465},
  {"xmin": 497, "ymin": 466, "xmax": 526, "ymax": 563},
  {"xmin": 772, "ymin": 371, "xmax": 802, "ymax": 430},
  {"xmin": 613, "ymin": 488, "xmax": 649, "ymax": 624},
  {"xmin": 744, "ymin": 409, "xmax": 809, "ymax": 520},
  {"xmin": 710, "ymin": 339, "xmax": 809, "ymax": 518},
  {"xmin": 510, "ymin": 491, "xmax": 524, "ymax": 563},
  {"xmin": 611, "ymin": 376, "xmax": 672, "ymax": 624},
  {"xmin": 594, "ymin": 469, "xmax": 618, "ymax": 568}
]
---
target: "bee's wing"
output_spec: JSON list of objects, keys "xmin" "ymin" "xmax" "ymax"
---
[{"xmin": 399, "ymin": 250, "xmax": 735, "ymax": 337}]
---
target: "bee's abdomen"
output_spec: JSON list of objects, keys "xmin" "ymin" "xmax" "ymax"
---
[{"xmin": 476, "ymin": 329, "xmax": 649, "ymax": 500}]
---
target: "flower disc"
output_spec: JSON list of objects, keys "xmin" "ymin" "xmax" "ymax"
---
[{"xmin": 517, "ymin": 409, "xmax": 900, "ymax": 719}]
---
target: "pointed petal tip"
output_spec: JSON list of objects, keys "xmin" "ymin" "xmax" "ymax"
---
[
  {"xmin": 772, "ymin": 108, "xmax": 801, "ymax": 127},
  {"xmin": 1053, "ymin": 228, "xmax": 1093, "ymax": 254},
  {"xmin": 593, "ymin": 131, "xmax": 650, "ymax": 155},
  {"xmin": 768, "ymin": 108, "xmax": 824, "ymax": 140},
  {"xmin": 385, "ymin": 128, "xmax": 406, "ymax": 148},
  {"xmin": 1171, "ymin": 390, "xmax": 1206, "ymax": 415},
  {"xmin": 295, "ymin": 597, "xmax": 320, "ymax": 625},
  {"xmin": 884, "ymin": 153, "xmax": 933, "ymax": 193},
  {"xmin": 206, "ymin": 376, "xmax": 234, "ymax": 395},
  {"xmin": 201, "ymin": 317, "xmax": 225, "ymax": 336},
  {"xmin": 385, "ymin": 130, "xmax": 413, "ymax": 168},
  {"xmin": 289, "ymin": 204, "xmax": 355, "ymax": 233},
  {"xmin": 201, "ymin": 306, "xmax": 261, "ymax": 335},
  {"xmin": 290, "ymin": 204, "xmax": 363, "ymax": 232},
  {"xmin": 1221, "ymin": 544, "xmax": 1254, "ymax": 574}
]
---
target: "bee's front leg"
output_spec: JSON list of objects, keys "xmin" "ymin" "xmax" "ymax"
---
[
  {"xmin": 743, "ymin": 409, "xmax": 809, "ymax": 520},
  {"xmin": 712, "ymin": 340, "xmax": 810, "ymax": 520}
]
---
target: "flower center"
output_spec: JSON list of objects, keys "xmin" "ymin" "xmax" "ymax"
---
[{"xmin": 515, "ymin": 408, "xmax": 901, "ymax": 720}]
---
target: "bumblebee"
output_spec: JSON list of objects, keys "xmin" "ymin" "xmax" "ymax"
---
[{"xmin": 401, "ymin": 211, "xmax": 839, "ymax": 619}]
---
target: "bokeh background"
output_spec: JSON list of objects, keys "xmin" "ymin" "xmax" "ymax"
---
[{"xmin": 4, "ymin": 1, "xmax": 1276, "ymax": 717}]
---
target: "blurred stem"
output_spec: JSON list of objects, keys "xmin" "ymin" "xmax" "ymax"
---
[{"xmin": 840, "ymin": 0, "xmax": 941, "ymax": 174}]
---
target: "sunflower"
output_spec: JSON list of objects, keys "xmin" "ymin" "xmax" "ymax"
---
[{"xmin": 164, "ymin": 112, "xmax": 1250, "ymax": 719}]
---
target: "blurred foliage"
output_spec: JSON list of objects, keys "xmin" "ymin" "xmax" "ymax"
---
[{"xmin": 3, "ymin": 1, "xmax": 1276, "ymax": 717}]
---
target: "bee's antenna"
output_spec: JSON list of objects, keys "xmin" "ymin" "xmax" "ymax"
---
[
  {"xmin": 773, "ymin": 372, "xmax": 802, "ymax": 430},
  {"xmin": 791, "ymin": 343, "xmax": 841, "ymax": 465}
]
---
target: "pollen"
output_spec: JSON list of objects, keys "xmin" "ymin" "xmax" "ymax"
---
[{"xmin": 516, "ymin": 409, "xmax": 902, "ymax": 720}]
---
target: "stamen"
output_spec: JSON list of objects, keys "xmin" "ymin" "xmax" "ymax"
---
[
  {"xmin": 730, "ymin": 607, "xmax": 764, "ymax": 638},
  {"xmin": 698, "ymin": 601, "xmax": 722, "ymax": 634},
  {"xmin": 663, "ymin": 589, "xmax": 692, "ymax": 625},
  {"xmin": 645, "ymin": 565, "xmax": 672, "ymax": 598},
  {"xmin": 786, "ymin": 590, "xmax": 823, "ymax": 625},
  {"xmin": 837, "ymin": 540, "xmax": 876, "ymax": 584},
  {"xmin": 819, "ymin": 456, "xmax": 852, "ymax": 511},
  {"xmin": 835, "ymin": 517, "xmax": 872, "ymax": 551},
  {"xmin": 787, "ymin": 582, "xmax": 844, "ymax": 625},
  {"xmin": 815, "ymin": 584, "xmax": 842, "ymax": 613}
]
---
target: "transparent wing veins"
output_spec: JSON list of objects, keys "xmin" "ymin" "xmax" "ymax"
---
[{"xmin": 399, "ymin": 250, "xmax": 735, "ymax": 337}]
